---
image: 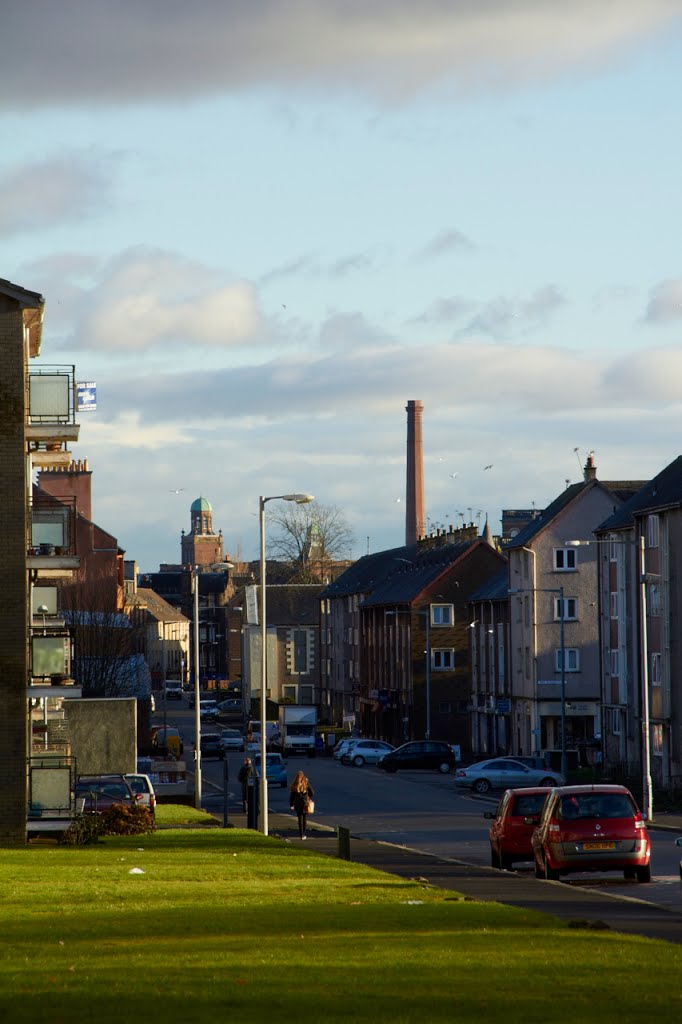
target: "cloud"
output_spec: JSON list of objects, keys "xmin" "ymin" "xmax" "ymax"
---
[
  {"xmin": 645, "ymin": 278, "xmax": 682, "ymax": 324},
  {"xmin": 417, "ymin": 229, "xmax": 474, "ymax": 260},
  {"xmin": 0, "ymin": 154, "xmax": 112, "ymax": 235},
  {"xmin": 59, "ymin": 247, "xmax": 266, "ymax": 351},
  {"xmin": 3, "ymin": 2, "xmax": 679, "ymax": 108},
  {"xmin": 407, "ymin": 296, "xmax": 475, "ymax": 326},
  {"xmin": 459, "ymin": 285, "xmax": 566, "ymax": 337}
]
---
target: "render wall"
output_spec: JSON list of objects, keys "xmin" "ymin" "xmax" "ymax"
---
[{"xmin": 65, "ymin": 698, "xmax": 137, "ymax": 775}]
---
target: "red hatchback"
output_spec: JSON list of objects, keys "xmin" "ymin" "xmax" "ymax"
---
[
  {"xmin": 531, "ymin": 784, "xmax": 651, "ymax": 883},
  {"xmin": 485, "ymin": 787, "xmax": 553, "ymax": 869}
]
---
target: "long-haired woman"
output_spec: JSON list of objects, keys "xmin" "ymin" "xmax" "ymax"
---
[{"xmin": 289, "ymin": 769, "xmax": 314, "ymax": 840}]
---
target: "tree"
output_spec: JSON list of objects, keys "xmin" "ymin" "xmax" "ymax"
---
[{"xmin": 266, "ymin": 501, "xmax": 354, "ymax": 583}]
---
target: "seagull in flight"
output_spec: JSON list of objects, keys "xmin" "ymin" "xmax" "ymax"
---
[
  {"xmin": 168, "ymin": 488, "xmax": 185, "ymax": 494},
  {"xmin": 483, "ymin": 464, "xmax": 493, "ymax": 470}
]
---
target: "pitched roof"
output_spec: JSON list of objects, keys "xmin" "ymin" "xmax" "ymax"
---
[
  {"xmin": 506, "ymin": 478, "xmax": 646, "ymax": 550},
  {"xmin": 262, "ymin": 584, "xmax": 326, "ymax": 624},
  {"xmin": 597, "ymin": 455, "xmax": 682, "ymax": 532},
  {"xmin": 128, "ymin": 588, "xmax": 188, "ymax": 623},
  {"xmin": 468, "ymin": 567, "xmax": 510, "ymax": 603}
]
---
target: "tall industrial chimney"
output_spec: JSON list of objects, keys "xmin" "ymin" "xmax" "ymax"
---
[{"xmin": 405, "ymin": 399, "xmax": 425, "ymax": 546}]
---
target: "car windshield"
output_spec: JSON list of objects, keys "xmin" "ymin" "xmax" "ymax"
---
[{"xmin": 559, "ymin": 793, "xmax": 635, "ymax": 820}]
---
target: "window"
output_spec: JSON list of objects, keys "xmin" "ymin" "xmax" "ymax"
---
[
  {"xmin": 554, "ymin": 547, "xmax": 577, "ymax": 571},
  {"xmin": 555, "ymin": 648, "xmax": 580, "ymax": 672},
  {"xmin": 611, "ymin": 708, "xmax": 622, "ymax": 735},
  {"xmin": 652, "ymin": 724, "xmax": 663, "ymax": 755},
  {"xmin": 647, "ymin": 515, "xmax": 659, "ymax": 549},
  {"xmin": 554, "ymin": 596, "xmax": 578, "ymax": 621},
  {"xmin": 651, "ymin": 652, "xmax": 662, "ymax": 686},
  {"xmin": 648, "ymin": 583, "xmax": 661, "ymax": 616},
  {"xmin": 610, "ymin": 649, "xmax": 619, "ymax": 677},
  {"xmin": 431, "ymin": 604, "xmax": 453, "ymax": 626},
  {"xmin": 610, "ymin": 592, "xmax": 618, "ymax": 619},
  {"xmin": 283, "ymin": 685, "xmax": 296, "ymax": 702},
  {"xmin": 431, "ymin": 648, "xmax": 455, "ymax": 671},
  {"xmin": 438, "ymin": 701, "xmax": 453, "ymax": 714}
]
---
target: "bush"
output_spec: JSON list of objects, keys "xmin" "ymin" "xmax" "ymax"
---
[{"xmin": 60, "ymin": 804, "xmax": 156, "ymax": 845}]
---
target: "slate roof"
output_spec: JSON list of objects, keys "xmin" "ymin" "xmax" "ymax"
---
[
  {"xmin": 128, "ymin": 588, "xmax": 188, "ymax": 623},
  {"xmin": 321, "ymin": 540, "xmax": 491, "ymax": 608},
  {"xmin": 261, "ymin": 584, "xmax": 326, "ymax": 624},
  {"xmin": 597, "ymin": 455, "xmax": 682, "ymax": 532},
  {"xmin": 468, "ymin": 567, "xmax": 510, "ymax": 603},
  {"xmin": 506, "ymin": 478, "xmax": 646, "ymax": 551}
]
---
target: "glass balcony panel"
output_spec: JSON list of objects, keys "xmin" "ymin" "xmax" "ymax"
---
[
  {"xmin": 29, "ymin": 374, "xmax": 71, "ymax": 422},
  {"xmin": 31, "ymin": 520, "xmax": 66, "ymax": 548},
  {"xmin": 32, "ymin": 636, "xmax": 70, "ymax": 677}
]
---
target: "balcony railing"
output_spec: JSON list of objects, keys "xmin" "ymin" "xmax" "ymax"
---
[{"xmin": 27, "ymin": 493, "xmax": 80, "ymax": 570}]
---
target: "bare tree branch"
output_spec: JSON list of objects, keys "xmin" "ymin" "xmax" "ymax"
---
[{"xmin": 266, "ymin": 501, "xmax": 354, "ymax": 582}]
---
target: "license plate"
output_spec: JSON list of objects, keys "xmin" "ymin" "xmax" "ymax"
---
[{"xmin": 582, "ymin": 841, "xmax": 615, "ymax": 851}]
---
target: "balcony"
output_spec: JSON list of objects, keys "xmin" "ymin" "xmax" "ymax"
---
[
  {"xmin": 25, "ymin": 365, "xmax": 80, "ymax": 450},
  {"xmin": 27, "ymin": 493, "xmax": 80, "ymax": 573}
]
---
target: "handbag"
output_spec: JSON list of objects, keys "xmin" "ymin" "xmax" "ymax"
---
[{"xmin": 305, "ymin": 797, "xmax": 315, "ymax": 814}]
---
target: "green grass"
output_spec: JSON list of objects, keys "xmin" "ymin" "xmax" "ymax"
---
[{"xmin": 1, "ymin": 822, "xmax": 680, "ymax": 1023}]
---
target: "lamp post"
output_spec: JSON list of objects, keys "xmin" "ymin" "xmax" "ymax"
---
[
  {"xmin": 509, "ymin": 586, "xmax": 566, "ymax": 779},
  {"xmin": 259, "ymin": 493, "xmax": 314, "ymax": 835},
  {"xmin": 569, "ymin": 536, "xmax": 652, "ymax": 820}
]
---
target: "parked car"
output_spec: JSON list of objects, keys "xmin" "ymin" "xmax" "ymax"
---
[
  {"xmin": 377, "ymin": 741, "xmax": 456, "ymax": 774},
  {"xmin": 342, "ymin": 740, "xmax": 395, "ymax": 767},
  {"xmin": 218, "ymin": 698, "xmax": 244, "ymax": 717},
  {"xmin": 74, "ymin": 775, "xmax": 141, "ymax": 813},
  {"xmin": 531, "ymin": 784, "xmax": 651, "ymax": 882},
  {"xmin": 485, "ymin": 787, "xmax": 554, "ymax": 869},
  {"xmin": 124, "ymin": 773, "xmax": 157, "ymax": 816},
  {"xmin": 199, "ymin": 700, "xmax": 220, "ymax": 722},
  {"xmin": 334, "ymin": 738, "xmax": 359, "ymax": 761},
  {"xmin": 200, "ymin": 733, "xmax": 224, "ymax": 760},
  {"xmin": 454, "ymin": 758, "xmax": 564, "ymax": 794},
  {"xmin": 219, "ymin": 728, "xmax": 245, "ymax": 752},
  {"xmin": 252, "ymin": 753, "xmax": 288, "ymax": 788}
]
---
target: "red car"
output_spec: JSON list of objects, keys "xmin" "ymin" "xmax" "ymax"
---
[
  {"xmin": 485, "ymin": 787, "xmax": 553, "ymax": 869},
  {"xmin": 531, "ymin": 784, "xmax": 651, "ymax": 882},
  {"xmin": 74, "ymin": 775, "xmax": 143, "ymax": 814}
]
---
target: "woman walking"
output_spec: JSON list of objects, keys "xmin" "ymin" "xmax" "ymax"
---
[{"xmin": 289, "ymin": 769, "xmax": 314, "ymax": 840}]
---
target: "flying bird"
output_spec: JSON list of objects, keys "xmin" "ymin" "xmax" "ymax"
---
[
  {"xmin": 168, "ymin": 488, "xmax": 185, "ymax": 494},
  {"xmin": 450, "ymin": 472, "xmax": 458, "ymax": 479},
  {"xmin": 483, "ymin": 464, "xmax": 493, "ymax": 470}
]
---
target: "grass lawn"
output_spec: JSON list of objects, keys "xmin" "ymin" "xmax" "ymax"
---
[{"xmin": 0, "ymin": 808, "xmax": 680, "ymax": 1022}]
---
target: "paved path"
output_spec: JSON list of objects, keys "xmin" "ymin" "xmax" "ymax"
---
[{"xmin": 227, "ymin": 809, "xmax": 682, "ymax": 946}]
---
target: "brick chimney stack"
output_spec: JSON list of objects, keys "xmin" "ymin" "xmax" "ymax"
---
[
  {"xmin": 405, "ymin": 399, "xmax": 425, "ymax": 546},
  {"xmin": 583, "ymin": 451, "xmax": 597, "ymax": 482},
  {"xmin": 37, "ymin": 458, "xmax": 92, "ymax": 521}
]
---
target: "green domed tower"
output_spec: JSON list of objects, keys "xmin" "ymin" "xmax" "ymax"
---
[{"xmin": 181, "ymin": 495, "xmax": 224, "ymax": 566}]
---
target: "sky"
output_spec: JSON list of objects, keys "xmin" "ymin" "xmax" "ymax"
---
[{"xmin": 3, "ymin": 1, "xmax": 682, "ymax": 572}]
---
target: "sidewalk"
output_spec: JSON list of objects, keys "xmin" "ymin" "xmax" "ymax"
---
[{"xmin": 228, "ymin": 808, "xmax": 682, "ymax": 946}]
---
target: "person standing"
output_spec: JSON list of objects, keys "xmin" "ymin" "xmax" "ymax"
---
[
  {"xmin": 289, "ymin": 769, "xmax": 314, "ymax": 840},
  {"xmin": 238, "ymin": 757, "xmax": 254, "ymax": 813}
]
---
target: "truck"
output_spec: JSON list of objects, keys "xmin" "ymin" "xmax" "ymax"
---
[{"xmin": 278, "ymin": 705, "xmax": 317, "ymax": 758}]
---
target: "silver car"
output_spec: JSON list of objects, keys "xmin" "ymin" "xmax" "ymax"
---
[
  {"xmin": 454, "ymin": 758, "xmax": 564, "ymax": 794},
  {"xmin": 342, "ymin": 740, "xmax": 395, "ymax": 767}
]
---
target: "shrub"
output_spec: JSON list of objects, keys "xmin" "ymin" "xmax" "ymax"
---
[{"xmin": 59, "ymin": 804, "xmax": 156, "ymax": 845}]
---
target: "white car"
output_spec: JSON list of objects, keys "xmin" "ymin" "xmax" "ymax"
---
[
  {"xmin": 219, "ymin": 728, "xmax": 244, "ymax": 752},
  {"xmin": 342, "ymin": 740, "xmax": 395, "ymax": 767},
  {"xmin": 124, "ymin": 773, "xmax": 157, "ymax": 815},
  {"xmin": 199, "ymin": 700, "xmax": 220, "ymax": 722},
  {"xmin": 334, "ymin": 738, "xmax": 359, "ymax": 761}
]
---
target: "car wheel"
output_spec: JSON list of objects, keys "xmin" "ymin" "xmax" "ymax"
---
[
  {"xmin": 539, "ymin": 777, "xmax": 557, "ymax": 788},
  {"xmin": 353, "ymin": 756, "xmax": 365, "ymax": 767},
  {"xmin": 438, "ymin": 762, "xmax": 451, "ymax": 774},
  {"xmin": 500, "ymin": 853, "xmax": 513, "ymax": 871},
  {"xmin": 534, "ymin": 857, "xmax": 544, "ymax": 879},
  {"xmin": 623, "ymin": 867, "xmax": 636, "ymax": 880},
  {"xmin": 544, "ymin": 855, "xmax": 560, "ymax": 881},
  {"xmin": 341, "ymin": 755, "xmax": 351, "ymax": 765},
  {"xmin": 636, "ymin": 864, "xmax": 652, "ymax": 883},
  {"xmin": 490, "ymin": 845, "xmax": 501, "ymax": 869},
  {"xmin": 473, "ymin": 778, "xmax": 491, "ymax": 794}
]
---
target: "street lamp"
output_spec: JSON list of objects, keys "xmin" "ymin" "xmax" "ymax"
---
[
  {"xmin": 509, "ymin": 585, "xmax": 567, "ymax": 779},
  {"xmin": 568, "ymin": 537, "xmax": 652, "ymax": 820},
  {"xmin": 259, "ymin": 493, "xmax": 314, "ymax": 835}
]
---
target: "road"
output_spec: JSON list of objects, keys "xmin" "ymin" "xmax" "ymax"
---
[{"xmin": 163, "ymin": 706, "xmax": 682, "ymax": 913}]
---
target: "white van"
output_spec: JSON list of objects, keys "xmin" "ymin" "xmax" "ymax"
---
[{"xmin": 164, "ymin": 680, "xmax": 183, "ymax": 701}]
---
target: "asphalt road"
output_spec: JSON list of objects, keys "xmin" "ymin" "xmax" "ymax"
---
[{"xmin": 163, "ymin": 706, "xmax": 682, "ymax": 915}]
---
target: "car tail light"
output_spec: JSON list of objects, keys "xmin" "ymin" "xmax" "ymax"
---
[
  {"xmin": 455, "ymin": 769, "xmax": 467, "ymax": 778},
  {"xmin": 548, "ymin": 818, "xmax": 560, "ymax": 834},
  {"xmin": 634, "ymin": 813, "xmax": 646, "ymax": 830}
]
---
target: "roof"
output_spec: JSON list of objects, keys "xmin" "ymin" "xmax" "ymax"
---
[
  {"xmin": 127, "ymin": 588, "xmax": 188, "ymax": 624},
  {"xmin": 597, "ymin": 455, "xmax": 682, "ymax": 532},
  {"xmin": 468, "ymin": 567, "xmax": 510, "ymax": 603},
  {"xmin": 262, "ymin": 584, "xmax": 326, "ymax": 624},
  {"xmin": 507, "ymin": 478, "xmax": 646, "ymax": 550},
  {"xmin": 363, "ymin": 541, "xmax": 488, "ymax": 607},
  {"xmin": 320, "ymin": 544, "xmax": 421, "ymax": 600},
  {"xmin": 191, "ymin": 496, "xmax": 212, "ymax": 512}
]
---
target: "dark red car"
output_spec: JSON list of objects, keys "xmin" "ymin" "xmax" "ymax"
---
[
  {"xmin": 485, "ymin": 787, "xmax": 553, "ymax": 869},
  {"xmin": 74, "ymin": 775, "xmax": 142, "ymax": 814},
  {"xmin": 531, "ymin": 784, "xmax": 651, "ymax": 882}
]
